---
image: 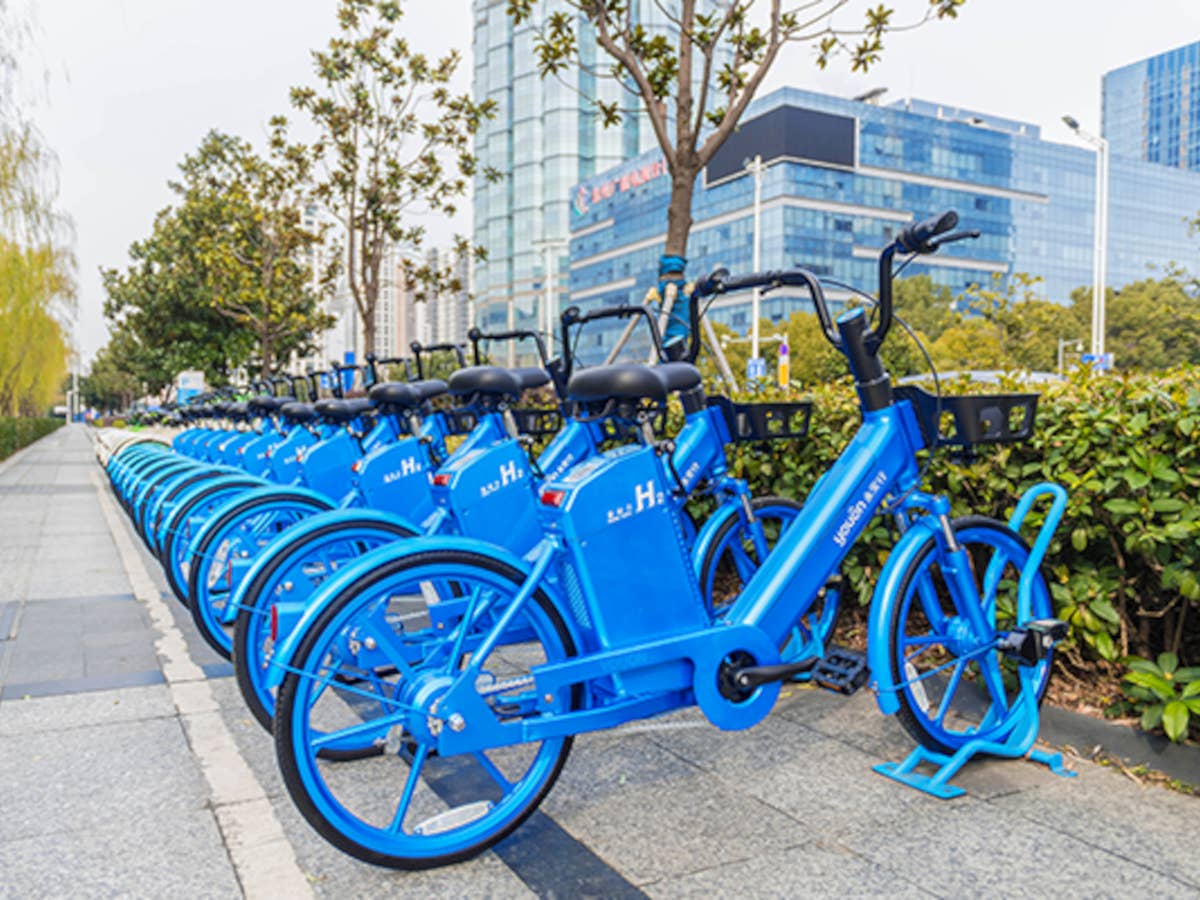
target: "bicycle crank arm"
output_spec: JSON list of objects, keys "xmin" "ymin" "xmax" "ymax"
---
[{"xmin": 733, "ymin": 657, "xmax": 819, "ymax": 689}]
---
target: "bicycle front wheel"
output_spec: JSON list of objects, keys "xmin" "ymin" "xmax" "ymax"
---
[{"xmin": 887, "ymin": 515, "xmax": 1054, "ymax": 755}]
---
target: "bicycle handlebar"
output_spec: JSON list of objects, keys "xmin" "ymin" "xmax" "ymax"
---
[
  {"xmin": 467, "ymin": 327, "xmax": 550, "ymax": 368},
  {"xmin": 410, "ymin": 342, "xmax": 468, "ymax": 380},
  {"xmin": 693, "ymin": 209, "xmax": 973, "ymax": 361},
  {"xmin": 559, "ymin": 304, "xmax": 667, "ymax": 382}
]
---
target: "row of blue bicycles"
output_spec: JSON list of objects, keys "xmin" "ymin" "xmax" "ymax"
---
[{"xmin": 100, "ymin": 213, "xmax": 1074, "ymax": 869}]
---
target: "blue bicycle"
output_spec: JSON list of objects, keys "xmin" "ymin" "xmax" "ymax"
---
[{"xmin": 265, "ymin": 211, "xmax": 1070, "ymax": 868}]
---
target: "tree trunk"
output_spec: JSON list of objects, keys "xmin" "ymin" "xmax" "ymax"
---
[
  {"xmin": 260, "ymin": 334, "xmax": 274, "ymax": 379},
  {"xmin": 362, "ymin": 313, "xmax": 376, "ymax": 360},
  {"xmin": 665, "ymin": 165, "xmax": 698, "ymax": 257}
]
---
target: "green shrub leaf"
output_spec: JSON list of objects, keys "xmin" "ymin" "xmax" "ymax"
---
[
  {"xmin": 1162, "ymin": 701, "xmax": 1189, "ymax": 742},
  {"xmin": 1141, "ymin": 704, "xmax": 1164, "ymax": 731}
]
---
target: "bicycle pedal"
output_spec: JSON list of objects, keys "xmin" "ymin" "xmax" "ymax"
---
[{"xmin": 811, "ymin": 646, "xmax": 869, "ymax": 695}]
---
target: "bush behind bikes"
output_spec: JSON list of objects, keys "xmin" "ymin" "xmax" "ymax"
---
[
  {"xmin": 0, "ymin": 417, "xmax": 64, "ymax": 461},
  {"xmin": 713, "ymin": 366, "xmax": 1200, "ymax": 739}
]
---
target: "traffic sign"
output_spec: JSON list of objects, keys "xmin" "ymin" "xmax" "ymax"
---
[
  {"xmin": 1081, "ymin": 352, "xmax": 1114, "ymax": 370},
  {"xmin": 747, "ymin": 357, "xmax": 767, "ymax": 381}
]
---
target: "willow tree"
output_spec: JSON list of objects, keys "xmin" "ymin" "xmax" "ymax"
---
[
  {"xmin": 291, "ymin": 0, "xmax": 496, "ymax": 355},
  {"xmin": 511, "ymin": 0, "xmax": 966, "ymax": 265},
  {"xmin": 0, "ymin": 126, "xmax": 73, "ymax": 416}
]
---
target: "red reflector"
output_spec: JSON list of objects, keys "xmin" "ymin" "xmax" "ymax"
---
[
  {"xmin": 225, "ymin": 558, "xmax": 234, "ymax": 587},
  {"xmin": 540, "ymin": 490, "xmax": 566, "ymax": 507},
  {"xmin": 351, "ymin": 460, "xmax": 363, "ymax": 473},
  {"xmin": 270, "ymin": 604, "xmax": 279, "ymax": 641},
  {"xmin": 432, "ymin": 473, "xmax": 452, "ymax": 486}
]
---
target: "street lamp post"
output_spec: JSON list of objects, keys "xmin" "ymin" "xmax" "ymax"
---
[
  {"xmin": 1057, "ymin": 337, "xmax": 1083, "ymax": 376},
  {"xmin": 1062, "ymin": 115, "xmax": 1109, "ymax": 360},
  {"xmin": 742, "ymin": 155, "xmax": 765, "ymax": 361},
  {"xmin": 532, "ymin": 238, "xmax": 568, "ymax": 360}
]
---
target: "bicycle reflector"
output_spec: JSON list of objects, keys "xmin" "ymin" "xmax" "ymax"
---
[
  {"xmin": 270, "ymin": 603, "xmax": 279, "ymax": 641},
  {"xmin": 351, "ymin": 460, "xmax": 363, "ymax": 473},
  {"xmin": 540, "ymin": 490, "xmax": 566, "ymax": 507},
  {"xmin": 432, "ymin": 473, "xmax": 452, "ymax": 486}
]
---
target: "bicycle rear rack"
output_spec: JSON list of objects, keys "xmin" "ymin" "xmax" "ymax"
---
[{"xmin": 873, "ymin": 482, "xmax": 1077, "ymax": 799}]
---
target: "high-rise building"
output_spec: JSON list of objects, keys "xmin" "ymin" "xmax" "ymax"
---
[
  {"xmin": 471, "ymin": 0, "xmax": 707, "ymax": 342},
  {"xmin": 568, "ymin": 85, "xmax": 1200, "ymax": 360},
  {"xmin": 1104, "ymin": 40, "xmax": 1200, "ymax": 170}
]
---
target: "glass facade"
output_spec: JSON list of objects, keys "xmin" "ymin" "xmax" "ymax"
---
[
  {"xmin": 1104, "ymin": 40, "xmax": 1200, "ymax": 170},
  {"xmin": 471, "ymin": 0, "xmax": 691, "ymax": 340},
  {"xmin": 568, "ymin": 86, "xmax": 1200, "ymax": 355}
]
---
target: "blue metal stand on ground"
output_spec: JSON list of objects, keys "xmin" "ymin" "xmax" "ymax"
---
[{"xmin": 874, "ymin": 483, "xmax": 1079, "ymax": 799}]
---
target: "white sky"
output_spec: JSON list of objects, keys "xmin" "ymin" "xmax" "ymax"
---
[{"xmin": 23, "ymin": 0, "xmax": 1200, "ymax": 362}]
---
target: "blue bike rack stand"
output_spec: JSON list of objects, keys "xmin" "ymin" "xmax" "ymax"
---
[{"xmin": 874, "ymin": 483, "xmax": 1078, "ymax": 799}]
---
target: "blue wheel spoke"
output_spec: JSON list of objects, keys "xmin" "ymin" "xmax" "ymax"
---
[
  {"xmin": 473, "ymin": 750, "xmax": 512, "ymax": 790},
  {"xmin": 934, "ymin": 659, "xmax": 967, "ymax": 724},
  {"xmin": 388, "ymin": 744, "xmax": 429, "ymax": 834},
  {"xmin": 310, "ymin": 710, "xmax": 405, "ymax": 750}
]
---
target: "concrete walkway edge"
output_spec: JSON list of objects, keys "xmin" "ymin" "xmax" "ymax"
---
[{"xmin": 91, "ymin": 466, "xmax": 314, "ymax": 900}]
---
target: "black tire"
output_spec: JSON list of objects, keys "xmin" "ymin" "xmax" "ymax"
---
[
  {"xmin": 232, "ymin": 516, "xmax": 417, "ymax": 734},
  {"xmin": 151, "ymin": 470, "xmax": 225, "ymax": 559},
  {"xmin": 274, "ymin": 549, "xmax": 579, "ymax": 870},
  {"xmin": 161, "ymin": 478, "xmax": 260, "ymax": 606},
  {"xmin": 186, "ymin": 491, "xmax": 333, "ymax": 659}
]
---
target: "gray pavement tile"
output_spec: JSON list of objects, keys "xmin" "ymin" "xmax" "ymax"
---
[
  {"xmin": 643, "ymin": 840, "xmax": 931, "ymax": 899},
  {"xmin": 2, "ymin": 652, "xmax": 86, "ymax": 684},
  {"xmin": 989, "ymin": 761, "xmax": 1200, "ymax": 889},
  {"xmin": 542, "ymin": 731, "xmax": 801, "ymax": 885},
  {"xmin": 0, "ymin": 806, "xmax": 240, "ymax": 900},
  {"xmin": 0, "ymin": 716, "xmax": 207, "ymax": 843},
  {"xmin": 25, "ymin": 569, "xmax": 132, "ymax": 599},
  {"xmin": 0, "ymin": 683, "xmax": 175, "ymax": 736},
  {"xmin": 835, "ymin": 792, "xmax": 1195, "ymax": 898},
  {"xmin": 644, "ymin": 711, "xmax": 949, "ymax": 837},
  {"xmin": 772, "ymin": 686, "xmax": 917, "ymax": 760}
]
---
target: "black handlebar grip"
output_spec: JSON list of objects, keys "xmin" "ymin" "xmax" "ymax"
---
[{"xmin": 897, "ymin": 210, "xmax": 958, "ymax": 253}]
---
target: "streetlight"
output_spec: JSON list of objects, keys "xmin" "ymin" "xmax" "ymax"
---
[
  {"xmin": 532, "ymin": 238, "xmax": 568, "ymax": 361},
  {"xmin": 1062, "ymin": 115, "xmax": 1109, "ymax": 360},
  {"xmin": 742, "ymin": 154, "xmax": 765, "ymax": 362},
  {"xmin": 1057, "ymin": 337, "xmax": 1083, "ymax": 376}
]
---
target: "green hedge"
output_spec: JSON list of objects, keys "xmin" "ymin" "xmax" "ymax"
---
[
  {"xmin": 717, "ymin": 366, "xmax": 1200, "ymax": 710},
  {"xmin": 0, "ymin": 417, "xmax": 65, "ymax": 461}
]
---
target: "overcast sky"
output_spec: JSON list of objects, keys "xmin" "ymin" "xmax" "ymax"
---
[{"xmin": 23, "ymin": 0, "xmax": 1200, "ymax": 362}]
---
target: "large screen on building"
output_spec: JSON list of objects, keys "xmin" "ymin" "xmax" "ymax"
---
[{"xmin": 705, "ymin": 105, "xmax": 856, "ymax": 183}]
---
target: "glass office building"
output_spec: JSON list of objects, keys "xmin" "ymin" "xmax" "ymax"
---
[
  {"xmin": 1104, "ymin": 40, "xmax": 1200, "ymax": 170},
  {"xmin": 472, "ymin": 0, "xmax": 688, "ymax": 340},
  {"xmin": 568, "ymin": 86, "xmax": 1200, "ymax": 350}
]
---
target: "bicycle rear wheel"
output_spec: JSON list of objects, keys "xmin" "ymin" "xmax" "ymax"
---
[{"xmin": 274, "ymin": 548, "xmax": 577, "ymax": 869}]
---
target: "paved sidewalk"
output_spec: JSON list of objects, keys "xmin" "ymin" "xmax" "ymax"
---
[{"xmin": 1, "ymin": 425, "xmax": 1197, "ymax": 898}]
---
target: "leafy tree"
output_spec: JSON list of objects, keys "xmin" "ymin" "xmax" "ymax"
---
[
  {"xmin": 512, "ymin": 0, "xmax": 966, "ymax": 262},
  {"xmin": 1072, "ymin": 278, "xmax": 1200, "ymax": 372},
  {"xmin": 0, "ymin": 125, "xmax": 73, "ymax": 416},
  {"xmin": 80, "ymin": 329, "xmax": 141, "ymax": 412},
  {"xmin": 291, "ymin": 0, "xmax": 496, "ymax": 355},
  {"xmin": 930, "ymin": 272, "xmax": 1083, "ymax": 372},
  {"xmin": 171, "ymin": 127, "xmax": 335, "ymax": 376},
  {"xmin": 892, "ymin": 274, "xmax": 955, "ymax": 341},
  {"xmin": 102, "ymin": 205, "xmax": 253, "ymax": 394}
]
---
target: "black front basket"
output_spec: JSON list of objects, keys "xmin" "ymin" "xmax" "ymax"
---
[
  {"xmin": 511, "ymin": 407, "xmax": 564, "ymax": 438},
  {"xmin": 707, "ymin": 396, "xmax": 813, "ymax": 443},
  {"xmin": 894, "ymin": 385, "xmax": 1038, "ymax": 449}
]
